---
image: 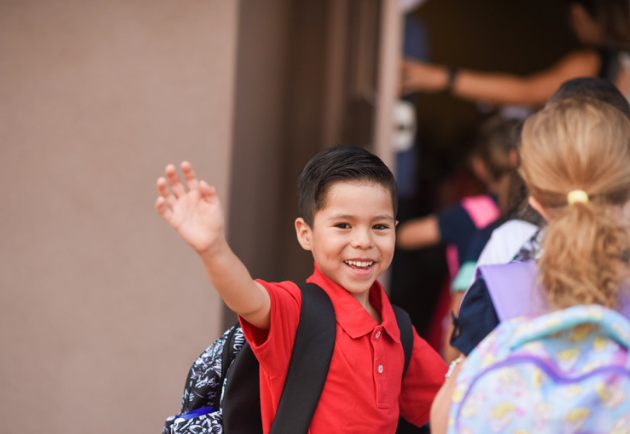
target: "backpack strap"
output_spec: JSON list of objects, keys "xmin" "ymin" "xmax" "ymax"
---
[
  {"xmin": 220, "ymin": 324, "xmax": 241, "ymax": 389},
  {"xmin": 392, "ymin": 305, "xmax": 419, "ymax": 432},
  {"xmin": 268, "ymin": 282, "xmax": 336, "ymax": 434},
  {"xmin": 392, "ymin": 304, "xmax": 413, "ymax": 379},
  {"xmin": 221, "ymin": 341, "xmax": 262, "ymax": 433}
]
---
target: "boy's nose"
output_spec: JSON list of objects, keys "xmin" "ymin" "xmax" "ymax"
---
[{"xmin": 351, "ymin": 229, "xmax": 373, "ymax": 249}]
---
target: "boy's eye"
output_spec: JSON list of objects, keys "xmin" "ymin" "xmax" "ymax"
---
[
  {"xmin": 373, "ymin": 224, "xmax": 389, "ymax": 230},
  {"xmin": 335, "ymin": 223, "xmax": 351, "ymax": 229}
]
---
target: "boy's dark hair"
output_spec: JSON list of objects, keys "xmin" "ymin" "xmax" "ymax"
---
[
  {"xmin": 548, "ymin": 77, "xmax": 630, "ymax": 119},
  {"xmin": 297, "ymin": 145, "xmax": 398, "ymax": 226}
]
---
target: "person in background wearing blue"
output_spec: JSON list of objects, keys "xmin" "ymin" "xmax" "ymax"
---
[{"xmin": 396, "ymin": 115, "xmax": 520, "ymax": 363}]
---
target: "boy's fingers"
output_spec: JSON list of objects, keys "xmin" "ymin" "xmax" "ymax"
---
[
  {"xmin": 157, "ymin": 177, "xmax": 177, "ymax": 209},
  {"xmin": 155, "ymin": 197, "xmax": 173, "ymax": 221},
  {"xmin": 181, "ymin": 161, "xmax": 200, "ymax": 190},
  {"xmin": 199, "ymin": 180, "xmax": 217, "ymax": 198},
  {"xmin": 165, "ymin": 164, "xmax": 186, "ymax": 198}
]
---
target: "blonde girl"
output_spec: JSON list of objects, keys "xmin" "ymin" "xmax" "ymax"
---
[{"xmin": 430, "ymin": 97, "xmax": 630, "ymax": 433}]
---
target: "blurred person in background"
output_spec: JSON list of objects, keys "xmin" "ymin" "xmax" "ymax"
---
[
  {"xmin": 447, "ymin": 76, "xmax": 630, "ymax": 374},
  {"xmin": 396, "ymin": 115, "xmax": 521, "ymax": 362},
  {"xmin": 401, "ymin": 0, "xmax": 630, "ymax": 105}
]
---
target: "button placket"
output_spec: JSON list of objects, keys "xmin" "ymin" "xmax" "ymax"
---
[{"xmin": 372, "ymin": 327, "xmax": 390, "ymax": 408}]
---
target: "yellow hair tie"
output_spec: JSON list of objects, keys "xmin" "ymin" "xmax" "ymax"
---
[{"xmin": 567, "ymin": 190, "xmax": 589, "ymax": 204}]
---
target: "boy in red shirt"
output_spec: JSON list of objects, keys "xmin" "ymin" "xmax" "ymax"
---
[{"xmin": 155, "ymin": 145, "xmax": 447, "ymax": 433}]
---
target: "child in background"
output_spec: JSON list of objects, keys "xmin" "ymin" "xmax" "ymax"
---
[
  {"xmin": 430, "ymin": 97, "xmax": 630, "ymax": 433},
  {"xmin": 396, "ymin": 115, "xmax": 520, "ymax": 361},
  {"xmin": 155, "ymin": 146, "xmax": 446, "ymax": 434},
  {"xmin": 449, "ymin": 79, "xmax": 630, "ymax": 363},
  {"xmin": 447, "ymin": 117, "xmax": 524, "ymax": 290},
  {"xmin": 474, "ymin": 77, "xmax": 630, "ymax": 270},
  {"xmin": 397, "ymin": 115, "xmax": 520, "ymax": 275}
]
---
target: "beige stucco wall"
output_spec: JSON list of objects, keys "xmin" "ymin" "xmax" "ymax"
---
[{"xmin": 0, "ymin": 1, "xmax": 238, "ymax": 432}]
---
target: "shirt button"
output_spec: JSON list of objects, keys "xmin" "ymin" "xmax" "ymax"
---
[
  {"xmin": 375, "ymin": 331, "xmax": 381, "ymax": 339},
  {"xmin": 378, "ymin": 365, "xmax": 384, "ymax": 374}
]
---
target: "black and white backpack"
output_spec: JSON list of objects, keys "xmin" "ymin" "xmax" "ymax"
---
[{"xmin": 163, "ymin": 283, "xmax": 414, "ymax": 434}]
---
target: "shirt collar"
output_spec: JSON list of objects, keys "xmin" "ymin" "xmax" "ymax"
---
[{"xmin": 306, "ymin": 263, "xmax": 401, "ymax": 342}]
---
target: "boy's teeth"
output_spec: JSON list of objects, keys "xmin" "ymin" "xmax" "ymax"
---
[{"xmin": 345, "ymin": 260, "xmax": 373, "ymax": 268}]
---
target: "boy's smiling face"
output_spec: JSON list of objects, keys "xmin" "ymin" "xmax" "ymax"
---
[{"xmin": 295, "ymin": 181, "xmax": 396, "ymax": 306}]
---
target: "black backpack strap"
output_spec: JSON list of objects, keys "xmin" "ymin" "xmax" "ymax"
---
[
  {"xmin": 269, "ymin": 282, "xmax": 336, "ymax": 434},
  {"xmin": 221, "ymin": 324, "xmax": 241, "ymax": 387},
  {"xmin": 392, "ymin": 305, "xmax": 419, "ymax": 433},
  {"xmin": 392, "ymin": 304, "xmax": 413, "ymax": 379},
  {"xmin": 222, "ymin": 342, "xmax": 262, "ymax": 433}
]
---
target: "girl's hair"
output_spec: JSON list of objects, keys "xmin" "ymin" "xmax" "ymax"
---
[
  {"xmin": 520, "ymin": 97, "xmax": 630, "ymax": 310},
  {"xmin": 472, "ymin": 115, "xmax": 522, "ymax": 184}
]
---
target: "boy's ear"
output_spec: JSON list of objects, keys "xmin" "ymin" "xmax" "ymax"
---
[{"xmin": 295, "ymin": 217, "xmax": 313, "ymax": 251}]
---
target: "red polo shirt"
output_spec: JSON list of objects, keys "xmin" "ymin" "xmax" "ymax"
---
[{"xmin": 240, "ymin": 264, "xmax": 447, "ymax": 434}]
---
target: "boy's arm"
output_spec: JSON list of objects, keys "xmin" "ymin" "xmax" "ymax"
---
[
  {"xmin": 399, "ymin": 332, "xmax": 448, "ymax": 427},
  {"xmin": 155, "ymin": 162, "xmax": 271, "ymax": 330}
]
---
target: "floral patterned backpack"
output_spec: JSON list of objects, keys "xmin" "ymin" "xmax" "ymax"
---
[{"xmin": 448, "ymin": 294, "xmax": 630, "ymax": 432}]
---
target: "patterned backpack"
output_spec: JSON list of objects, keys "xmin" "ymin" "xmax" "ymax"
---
[
  {"xmin": 163, "ymin": 325, "xmax": 250, "ymax": 434},
  {"xmin": 448, "ymin": 263, "xmax": 630, "ymax": 433}
]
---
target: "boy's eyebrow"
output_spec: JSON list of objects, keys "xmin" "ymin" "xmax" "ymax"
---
[{"xmin": 328, "ymin": 213, "xmax": 395, "ymax": 222}]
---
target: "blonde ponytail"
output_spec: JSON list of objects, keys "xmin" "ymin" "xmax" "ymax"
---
[
  {"xmin": 538, "ymin": 202, "xmax": 630, "ymax": 309},
  {"xmin": 520, "ymin": 98, "xmax": 630, "ymax": 310}
]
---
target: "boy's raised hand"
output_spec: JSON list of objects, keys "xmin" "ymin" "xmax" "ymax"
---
[
  {"xmin": 156, "ymin": 161, "xmax": 271, "ymax": 330},
  {"xmin": 155, "ymin": 162, "xmax": 225, "ymax": 255}
]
